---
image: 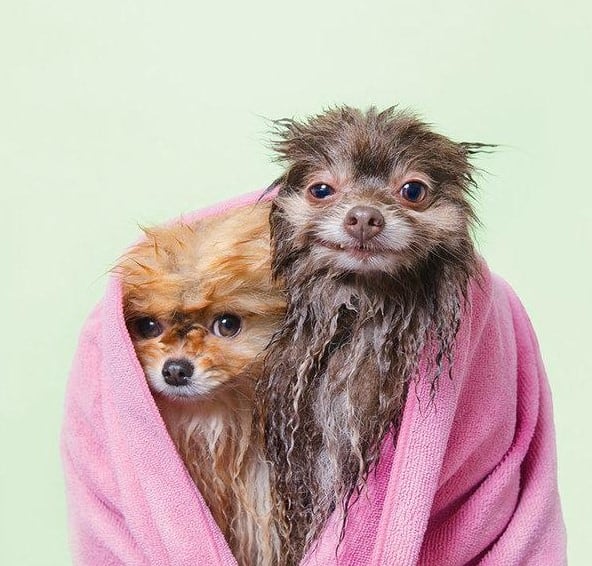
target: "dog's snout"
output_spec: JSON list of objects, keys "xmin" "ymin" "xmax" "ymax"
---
[
  {"xmin": 343, "ymin": 205, "xmax": 384, "ymax": 243},
  {"xmin": 162, "ymin": 358, "xmax": 194, "ymax": 387}
]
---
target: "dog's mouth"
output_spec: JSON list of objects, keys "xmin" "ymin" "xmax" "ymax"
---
[
  {"xmin": 315, "ymin": 238, "xmax": 399, "ymax": 260},
  {"xmin": 147, "ymin": 366, "xmax": 222, "ymax": 402},
  {"xmin": 156, "ymin": 382, "xmax": 222, "ymax": 404}
]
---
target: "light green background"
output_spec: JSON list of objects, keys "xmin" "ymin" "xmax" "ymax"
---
[{"xmin": 1, "ymin": 1, "xmax": 590, "ymax": 564}]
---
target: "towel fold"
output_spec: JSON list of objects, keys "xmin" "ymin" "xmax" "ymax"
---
[{"xmin": 62, "ymin": 190, "xmax": 566, "ymax": 565}]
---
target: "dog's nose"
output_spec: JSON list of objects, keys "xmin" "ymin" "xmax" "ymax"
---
[
  {"xmin": 343, "ymin": 206, "xmax": 385, "ymax": 243},
  {"xmin": 162, "ymin": 358, "xmax": 194, "ymax": 386}
]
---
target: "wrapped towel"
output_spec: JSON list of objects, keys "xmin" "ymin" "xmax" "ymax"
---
[{"xmin": 61, "ymin": 190, "xmax": 566, "ymax": 565}]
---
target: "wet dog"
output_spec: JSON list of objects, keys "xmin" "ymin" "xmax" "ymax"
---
[
  {"xmin": 258, "ymin": 106, "xmax": 488, "ymax": 564},
  {"xmin": 117, "ymin": 202, "xmax": 284, "ymax": 566}
]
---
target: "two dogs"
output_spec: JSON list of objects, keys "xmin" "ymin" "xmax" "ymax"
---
[{"xmin": 117, "ymin": 106, "xmax": 483, "ymax": 565}]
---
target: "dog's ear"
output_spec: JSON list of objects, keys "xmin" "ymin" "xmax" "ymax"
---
[
  {"xmin": 457, "ymin": 141, "xmax": 497, "ymax": 200},
  {"xmin": 260, "ymin": 175, "xmax": 286, "ymax": 200},
  {"xmin": 459, "ymin": 142, "xmax": 497, "ymax": 156}
]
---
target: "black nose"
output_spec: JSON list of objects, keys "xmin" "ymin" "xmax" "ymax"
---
[
  {"xmin": 162, "ymin": 358, "xmax": 194, "ymax": 387},
  {"xmin": 343, "ymin": 205, "xmax": 385, "ymax": 243}
]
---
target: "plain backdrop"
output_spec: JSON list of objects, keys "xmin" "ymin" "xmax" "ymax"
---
[{"xmin": 1, "ymin": 1, "xmax": 590, "ymax": 564}]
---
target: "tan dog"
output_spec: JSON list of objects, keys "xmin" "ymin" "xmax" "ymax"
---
[{"xmin": 117, "ymin": 202, "xmax": 284, "ymax": 566}]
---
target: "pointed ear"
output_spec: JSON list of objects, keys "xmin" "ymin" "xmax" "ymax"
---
[
  {"xmin": 459, "ymin": 142, "xmax": 497, "ymax": 156},
  {"xmin": 269, "ymin": 117, "xmax": 301, "ymax": 160},
  {"xmin": 259, "ymin": 175, "xmax": 286, "ymax": 201}
]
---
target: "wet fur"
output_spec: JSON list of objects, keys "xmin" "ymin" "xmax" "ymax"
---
[
  {"xmin": 258, "ymin": 106, "xmax": 488, "ymax": 564},
  {"xmin": 116, "ymin": 203, "xmax": 284, "ymax": 566}
]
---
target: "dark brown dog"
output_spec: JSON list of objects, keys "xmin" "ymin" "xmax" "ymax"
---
[{"xmin": 257, "ymin": 106, "xmax": 490, "ymax": 564}]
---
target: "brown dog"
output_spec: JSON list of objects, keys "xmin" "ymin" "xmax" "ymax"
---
[{"xmin": 258, "ymin": 106, "xmax": 489, "ymax": 564}]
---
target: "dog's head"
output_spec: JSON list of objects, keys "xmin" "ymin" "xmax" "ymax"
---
[
  {"xmin": 117, "ymin": 203, "xmax": 285, "ymax": 401},
  {"xmin": 269, "ymin": 105, "xmax": 486, "ymax": 278}
]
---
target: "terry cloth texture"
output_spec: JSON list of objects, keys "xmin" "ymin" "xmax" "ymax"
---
[{"xmin": 61, "ymin": 190, "xmax": 566, "ymax": 565}]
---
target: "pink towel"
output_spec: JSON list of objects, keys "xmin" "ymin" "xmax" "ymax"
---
[{"xmin": 61, "ymin": 190, "xmax": 566, "ymax": 565}]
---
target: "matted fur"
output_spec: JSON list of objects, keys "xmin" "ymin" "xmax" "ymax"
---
[
  {"xmin": 257, "ymin": 106, "xmax": 488, "ymax": 564},
  {"xmin": 116, "ymin": 202, "xmax": 285, "ymax": 566}
]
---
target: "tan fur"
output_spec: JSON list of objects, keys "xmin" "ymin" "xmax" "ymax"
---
[{"xmin": 115, "ymin": 202, "xmax": 284, "ymax": 566}]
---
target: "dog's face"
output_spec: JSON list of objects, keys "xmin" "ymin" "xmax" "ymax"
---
[
  {"xmin": 126, "ymin": 300, "xmax": 276, "ymax": 400},
  {"xmin": 271, "ymin": 106, "xmax": 480, "ymax": 276},
  {"xmin": 118, "ymin": 203, "xmax": 285, "ymax": 401}
]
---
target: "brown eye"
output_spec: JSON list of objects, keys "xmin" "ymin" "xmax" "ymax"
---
[
  {"xmin": 308, "ymin": 183, "xmax": 335, "ymax": 200},
  {"xmin": 133, "ymin": 317, "xmax": 163, "ymax": 339},
  {"xmin": 211, "ymin": 314, "xmax": 242, "ymax": 338},
  {"xmin": 400, "ymin": 181, "xmax": 427, "ymax": 203}
]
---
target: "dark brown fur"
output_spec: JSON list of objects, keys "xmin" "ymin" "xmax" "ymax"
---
[{"xmin": 257, "ymin": 106, "xmax": 488, "ymax": 564}]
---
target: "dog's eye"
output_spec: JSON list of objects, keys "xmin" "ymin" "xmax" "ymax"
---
[
  {"xmin": 400, "ymin": 181, "xmax": 427, "ymax": 203},
  {"xmin": 211, "ymin": 314, "xmax": 242, "ymax": 338},
  {"xmin": 309, "ymin": 183, "xmax": 336, "ymax": 200},
  {"xmin": 133, "ymin": 317, "xmax": 163, "ymax": 339}
]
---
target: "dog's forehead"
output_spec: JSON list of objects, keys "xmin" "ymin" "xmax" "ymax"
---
[
  {"xmin": 180, "ymin": 285, "xmax": 210, "ymax": 310},
  {"xmin": 321, "ymin": 136, "xmax": 393, "ymax": 183},
  {"xmin": 292, "ymin": 121, "xmax": 453, "ymax": 186},
  {"xmin": 171, "ymin": 307, "xmax": 204, "ymax": 325}
]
